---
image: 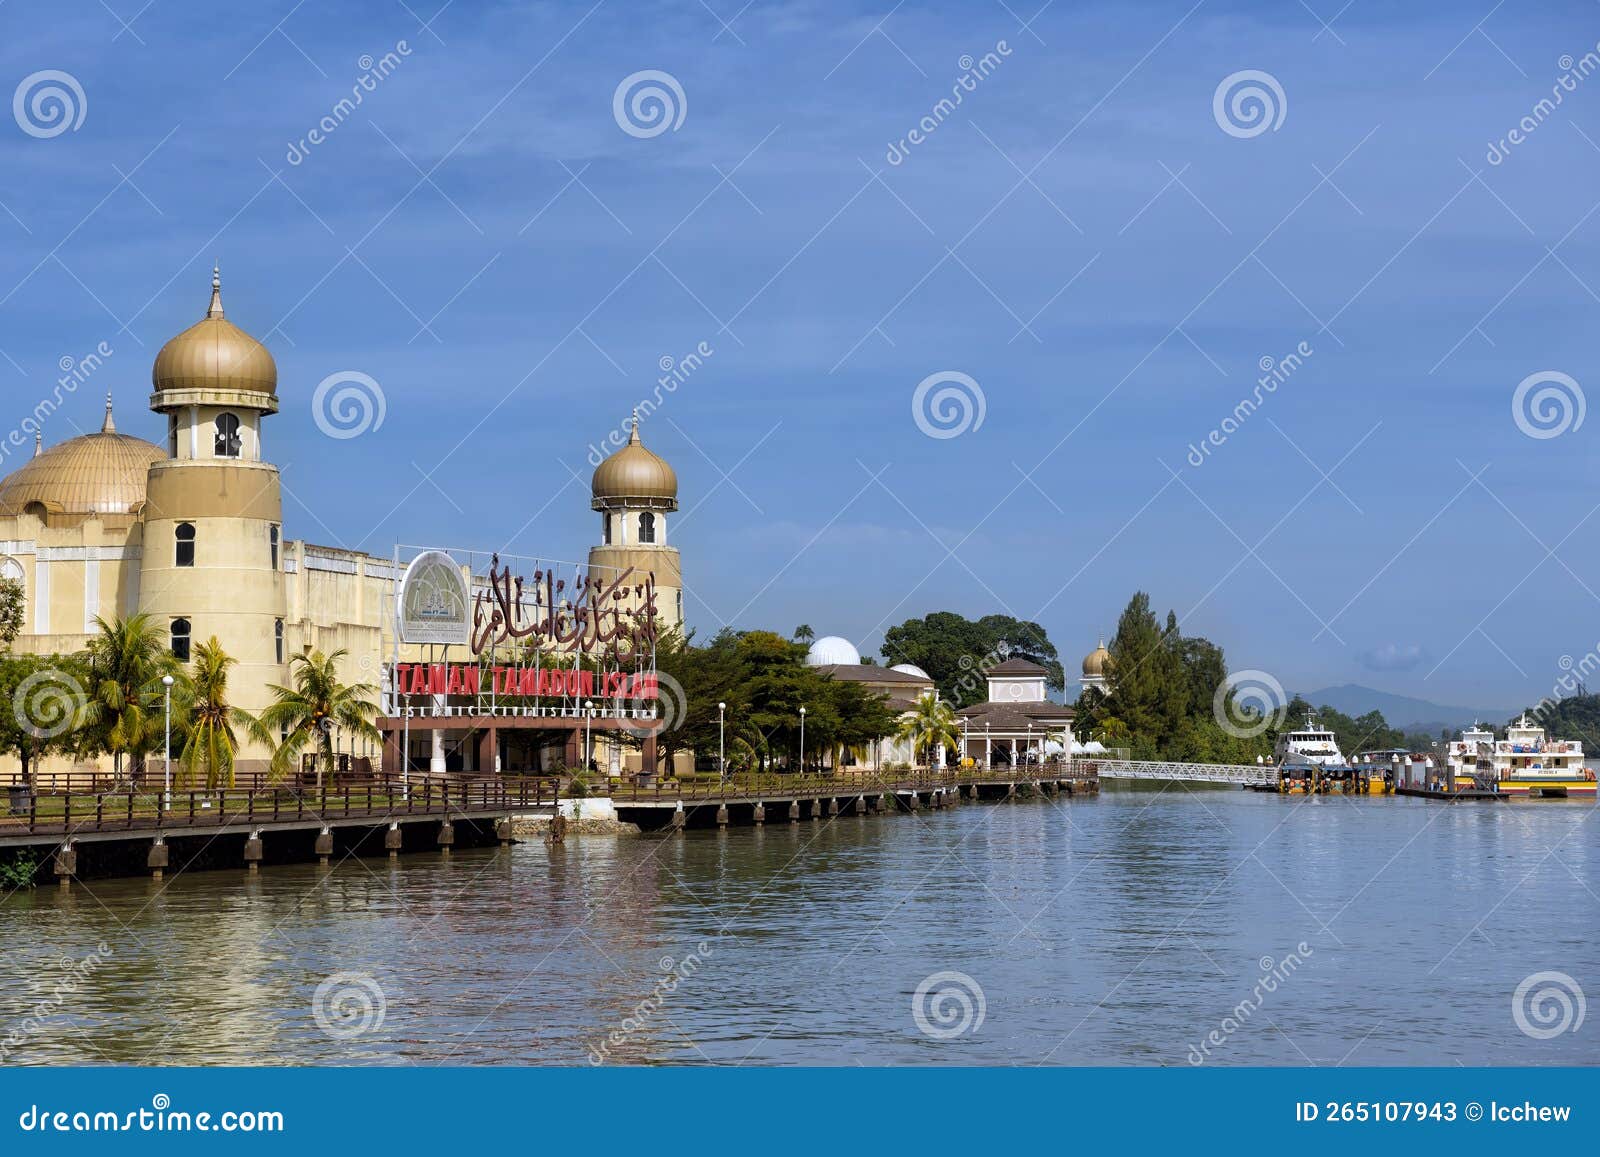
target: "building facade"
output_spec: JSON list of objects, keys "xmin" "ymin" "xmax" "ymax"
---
[{"xmin": 0, "ymin": 272, "xmax": 683, "ymax": 782}]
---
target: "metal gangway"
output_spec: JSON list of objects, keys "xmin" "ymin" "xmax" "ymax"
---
[{"xmin": 1080, "ymin": 759, "xmax": 1276, "ymax": 787}]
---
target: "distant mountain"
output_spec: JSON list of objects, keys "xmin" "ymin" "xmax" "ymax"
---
[{"xmin": 1296, "ymin": 684, "xmax": 1519, "ymax": 734}]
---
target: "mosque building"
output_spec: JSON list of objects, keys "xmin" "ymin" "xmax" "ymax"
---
[{"xmin": 0, "ymin": 270, "xmax": 684, "ymax": 782}]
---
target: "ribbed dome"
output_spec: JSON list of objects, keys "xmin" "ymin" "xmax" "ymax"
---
[
  {"xmin": 1083, "ymin": 639, "xmax": 1111, "ymax": 677},
  {"xmin": 151, "ymin": 267, "xmax": 277, "ymax": 397},
  {"xmin": 591, "ymin": 415, "xmax": 677, "ymax": 509},
  {"xmin": 0, "ymin": 400, "xmax": 163, "ymax": 516},
  {"xmin": 890, "ymin": 663, "xmax": 930, "ymax": 679}
]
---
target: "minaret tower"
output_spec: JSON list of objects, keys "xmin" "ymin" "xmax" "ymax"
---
[
  {"xmin": 588, "ymin": 412, "xmax": 683, "ymax": 636},
  {"xmin": 140, "ymin": 266, "xmax": 287, "ymax": 755}
]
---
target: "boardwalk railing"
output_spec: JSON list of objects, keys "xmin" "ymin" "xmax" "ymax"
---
[
  {"xmin": 606, "ymin": 764, "xmax": 1097, "ymax": 804},
  {"xmin": 1, "ymin": 775, "xmax": 559, "ymax": 839},
  {"xmin": 1083, "ymin": 759, "xmax": 1275, "ymax": 786}
]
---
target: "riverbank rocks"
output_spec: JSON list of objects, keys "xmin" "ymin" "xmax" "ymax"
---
[{"xmin": 511, "ymin": 814, "xmax": 639, "ymax": 837}]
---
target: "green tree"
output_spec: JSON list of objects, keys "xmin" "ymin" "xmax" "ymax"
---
[
  {"xmin": 792, "ymin": 624, "xmax": 815, "ymax": 644},
  {"xmin": 883, "ymin": 611, "xmax": 1065, "ymax": 707},
  {"xmin": 824, "ymin": 677, "xmax": 899, "ymax": 770},
  {"xmin": 1099, "ymin": 593, "xmax": 1178, "ymax": 758},
  {"xmin": 174, "ymin": 637, "xmax": 260, "ymax": 791},
  {"xmin": 0, "ymin": 652, "xmax": 86, "ymax": 784},
  {"xmin": 1178, "ymin": 635, "xmax": 1225, "ymax": 723},
  {"xmin": 737, "ymin": 631, "xmax": 815, "ymax": 770},
  {"xmin": 254, "ymin": 649, "xmax": 382, "ymax": 784},
  {"xmin": 895, "ymin": 691, "xmax": 959, "ymax": 767},
  {"xmin": 0, "ymin": 576, "xmax": 24, "ymax": 648},
  {"xmin": 80, "ymin": 614, "xmax": 183, "ymax": 784},
  {"xmin": 650, "ymin": 627, "xmax": 901, "ymax": 776}
]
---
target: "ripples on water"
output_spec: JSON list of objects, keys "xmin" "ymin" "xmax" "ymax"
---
[{"xmin": 1, "ymin": 789, "xmax": 1595, "ymax": 1066}]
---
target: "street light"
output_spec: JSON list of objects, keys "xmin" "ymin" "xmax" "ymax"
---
[
  {"xmin": 718, "ymin": 701, "xmax": 726, "ymax": 781},
  {"xmin": 161, "ymin": 674, "xmax": 174, "ymax": 812},
  {"xmin": 799, "ymin": 705, "xmax": 806, "ymax": 775}
]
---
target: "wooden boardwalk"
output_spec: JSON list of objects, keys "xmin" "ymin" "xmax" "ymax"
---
[
  {"xmin": 0, "ymin": 776, "xmax": 557, "ymax": 848},
  {"xmin": 608, "ymin": 766, "xmax": 1098, "ymax": 831}
]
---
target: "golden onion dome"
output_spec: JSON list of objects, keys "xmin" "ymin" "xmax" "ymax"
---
[
  {"xmin": 0, "ymin": 397, "xmax": 163, "ymax": 516},
  {"xmin": 1083, "ymin": 639, "xmax": 1111, "ymax": 677},
  {"xmin": 591, "ymin": 414, "xmax": 678, "ymax": 510},
  {"xmin": 151, "ymin": 266, "xmax": 277, "ymax": 398}
]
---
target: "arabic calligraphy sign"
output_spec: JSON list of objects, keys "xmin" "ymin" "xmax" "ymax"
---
[{"xmin": 469, "ymin": 554, "xmax": 659, "ymax": 657}]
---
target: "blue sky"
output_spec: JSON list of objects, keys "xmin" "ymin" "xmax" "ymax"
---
[{"xmin": 3, "ymin": 0, "xmax": 1599, "ymax": 709}]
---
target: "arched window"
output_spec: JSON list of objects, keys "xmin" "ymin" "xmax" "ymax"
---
[
  {"xmin": 275, "ymin": 618, "xmax": 285, "ymax": 663},
  {"xmin": 175, "ymin": 522, "xmax": 195, "ymax": 567},
  {"xmin": 269, "ymin": 524, "xmax": 280, "ymax": 569},
  {"xmin": 638, "ymin": 512, "xmax": 656, "ymax": 544},
  {"xmin": 170, "ymin": 617, "xmax": 191, "ymax": 662},
  {"xmin": 603, "ymin": 514, "xmax": 612, "ymax": 545},
  {"xmin": 214, "ymin": 412, "xmax": 242, "ymax": 457}
]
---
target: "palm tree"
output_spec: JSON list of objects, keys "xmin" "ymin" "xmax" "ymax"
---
[
  {"xmin": 81, "ymin": 614, "xmax": 183, "ymax": 785},
  {"xmin": 793, "ymin": 624, "xmax": 815, "ymax": 644},
  {"xmin": 896, "ymin": 692, "xmax": 959, "ymax": 769},
  {"xmin": 175, "ymin": 637, "xmax": 259, "ymax": 791},
  {"xmin": 255, "ymin": 649, "xmax": 382, "ymax": 785}
]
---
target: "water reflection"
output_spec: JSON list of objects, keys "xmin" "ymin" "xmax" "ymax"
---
[{"xmin": 1, "ymin": 792, "xmax": 1595, "ymax": 1065}]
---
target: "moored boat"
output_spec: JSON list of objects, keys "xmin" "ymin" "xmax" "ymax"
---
[
  {"xmin": 1275, "ymin": 715, "xmax": 1360, "ymax": 794},
  {"xmin": 1351, "ymin": 749, "xmax": 1405, "ymax": 795},
  {"xmin": 1478, "ymin": 716, "xmax": 1596, "ymax": 799}
]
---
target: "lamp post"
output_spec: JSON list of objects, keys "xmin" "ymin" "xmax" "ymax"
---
[
  {"xmin": 718, "ymin": 701, "xmax": 726, "ymax": 781},
  {"xmin": 584, "ymin": 699, "xmax": 594, "ymax": 773},
  {"xmin": 799, "ymin": 705, "xmax": 806, "ymax": 775},
  {"xmin": 161, "ymin": 674, "xmax": 174, "ymax": 812}
]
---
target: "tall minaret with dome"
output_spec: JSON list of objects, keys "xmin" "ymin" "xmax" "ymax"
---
[
  {"xmin": 588, "ymin": 412, "xmax": 683, "ymax": 637},
  {"xmin": 139, "ymin": 266, "xmax": 287, "ymax": 738}
]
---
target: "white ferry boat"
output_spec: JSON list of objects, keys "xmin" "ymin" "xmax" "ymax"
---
[
  {"xmin": 1475, "ymin": 716, "xmax": 1595, "ymax": 799},
  {"xmin": 1273, "ymin": 715, "xmax": 1359, "ymax": 794}
]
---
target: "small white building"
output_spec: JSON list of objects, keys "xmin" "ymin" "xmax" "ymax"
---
[{"xmin": 956, "ymin": 658, "xmax": 1075, "ymax": 768}]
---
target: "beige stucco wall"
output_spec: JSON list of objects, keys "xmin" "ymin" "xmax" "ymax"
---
[
  {"xmin": 0, "ymin": 509, "xmax": 144, "ymax": 649},
  {"xmin": 140, "ymin": 460, "xmax": 286, "ymax": 760}
]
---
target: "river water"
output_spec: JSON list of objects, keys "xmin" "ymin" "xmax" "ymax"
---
[{"xmin": 2, "ymin": 788, "xmax": 1595, "ymax": 1066}]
